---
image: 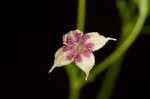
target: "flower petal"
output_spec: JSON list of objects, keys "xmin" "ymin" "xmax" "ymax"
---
[
  {"xmin": 63, "ymin": 29, "xmax": 83, "ymax": 45},
  {"xmin": 49, "ymin": 46, "xmax": 74, "ymax": 73},
  {"xmin": 74, "ymin": 50, "xmax": 95, "ymax": 80},
  {"xmin": 85, "ymin": 32, "xmax": 116, "ymax": 51}
]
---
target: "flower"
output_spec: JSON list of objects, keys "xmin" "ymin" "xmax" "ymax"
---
[{"xmin": 49, "ymin": 29, "xmax": 116, "ymax": 80}]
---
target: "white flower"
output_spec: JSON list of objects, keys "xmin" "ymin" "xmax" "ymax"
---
[{"xmin": 49, "ymin": 29, "xmax": 116, "ymax": 80}]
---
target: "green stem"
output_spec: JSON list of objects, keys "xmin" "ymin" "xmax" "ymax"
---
[
  {"xmin": 66, "ymin": 64, "xmax": 86, "ymax": 99},
  {"xmin": 65, "ymin": 64, "xmax": 84, "ymax": 99},
  {"xmin": 96, "ymin": 16, "xmax": 132, "ymax": 99},
  {"xmin": 69, "ymin": 81, "xmax": 81, "ymax": 99},
  {"xmin": 66, "ymin": 0, "xmax": 86, "ymax": 99},
  {"xmin": 96, "ymin": 56, "xmax": 124, "ymax": 99},
  {"xmin": 77, "ymin": 0, "xmax": 86, "ymax": 32},
  {"xmin": 88, "ymin": 11, "xmax": 148, "ymax": 82},
  {"xmin": 69, "ymin": 89, "xmax": 80, "ymax": 99},
  {"xmin": 116, "ymin": 0, "xmax": 131, "ymax": 24},
  {"xmin": 96, "ymin": 17, "xmax": 131, "ymax": 99},
  {"xmin": 95, "ymin": 0, "xmax": 149, "ymax": 96},
  {"xmin": 69, "ymin": 90, "xmax": 79, "ymax": 99},
  {"xmin": 94, "ymin": 0, "xmax": 149, "ymax": 98}
]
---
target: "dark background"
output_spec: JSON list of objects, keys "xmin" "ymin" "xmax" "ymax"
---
[{"xmin": 1, "ymin": 0, "xmax": 150, "ymax": 99}]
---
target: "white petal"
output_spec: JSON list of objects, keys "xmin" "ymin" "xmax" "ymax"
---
[
  {"xmin": 63, "ymin": 29, "xmax": 83, "ymax": 45},
  {"xmin": 74, "ymin": 51, "xmax": 95, "ymax": 80},
  {"xmin": 85, "ymin": 32, "xmax": 117, "ymax": 52},
  {"xmin": 49, "ymin": 46, "xmax": 74, "ymax": 73}
]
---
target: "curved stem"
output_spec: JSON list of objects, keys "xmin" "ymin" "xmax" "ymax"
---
[
  {"xmin": 88, "ymin": 13, "xmax": 148, "ymax": 82},
  {"xmin": 96, "ymin": 56, "xmax": 124, "ymax": 99}
]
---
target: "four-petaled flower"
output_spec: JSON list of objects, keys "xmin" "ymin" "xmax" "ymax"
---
[{"xmin": 49, "ymin": 29, "xmax": 116, "ymax": 80}]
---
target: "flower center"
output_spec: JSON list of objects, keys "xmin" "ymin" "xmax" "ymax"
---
[{"xmin": 73, "ymin": 43, "xmax": 86, "ymax": 54}]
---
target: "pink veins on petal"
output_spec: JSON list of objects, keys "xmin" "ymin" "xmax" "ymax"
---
[
  {"xmin": 66, "ymin": 52, "xmax": 74, "ymax": 61},
  {"xmin": 62, "ymin": 30, "xmax": 93, "ymax": 63},
  {"xmin": 66, "ymin": 36, "xmax": 74, "ymax": 45},
  {"xmin": 74, "ymin": 54, "xmax": 82, "ymax": 62},
  {"xmin": 85, "ymin": 43, "xmax": 95, "ymax": 51},
  {"xmin": 82, "ymin": 50, "xmax": 91, "ymax": 57}
]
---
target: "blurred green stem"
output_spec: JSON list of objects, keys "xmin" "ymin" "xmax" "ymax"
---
[
  {"xmin": 65, "ymin": 63, "xmax": 85, "ymax": 99},
  {"xmin": 96, "ymin": 56, "xmax": 124, "ymax": 99},
  {"xmin": 88, "ymin": 8, "xmax": 149, "ymax": 82},
  {"xmin": 66, "ymin": 0, "xmax": 149, "ymax": 99},
  {"xmin": 69, "ymin": 81, "xmax": 82, "ymax": 99},
  {"xmin": 96, "ymin": 0, "xmax": 149, "ymax": 99}
]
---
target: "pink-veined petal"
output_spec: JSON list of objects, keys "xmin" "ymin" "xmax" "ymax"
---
[
  {"xmin": 63, "ymin": 29, "xmax": 83, "ymax": 45},
  {"xmin": 85, "ymin": 32, "xmax": 116, "ymax": 52},
  {"xmin": 74, "ymin": 50, "xmax": 95, "ymax": 80},
  {"xmin": 49, "ymin": 46, "xmax": 74, "ymax": 73}
]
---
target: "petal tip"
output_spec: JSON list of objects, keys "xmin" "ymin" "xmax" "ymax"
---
[
  {"xmin": 107, "ymin": 37, "xmax": 117, "ymax": 41},
  {"xmin": 85, "ymin": 72, "xmax": 89, "ymax": 80},
  {"xmin": 48, "ymin": 66, "xmax": 56, "ymax": 73}
]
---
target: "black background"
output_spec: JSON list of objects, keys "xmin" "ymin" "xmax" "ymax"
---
[{"xmin": 1, "ymin": 0, "xmax": 150, "ymax": 99}]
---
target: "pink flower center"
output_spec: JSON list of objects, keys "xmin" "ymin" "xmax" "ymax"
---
[{"xmin": 64, "ymin": 32, "xmax": 93, "ymax": 62}]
